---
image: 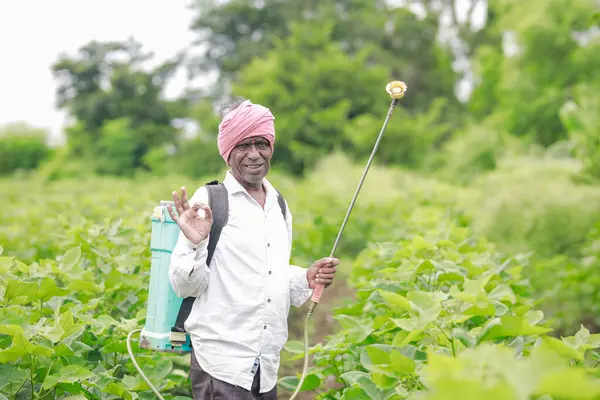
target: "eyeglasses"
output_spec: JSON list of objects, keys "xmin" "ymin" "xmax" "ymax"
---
[{"xmin": 234, "ymin": 140, "xmax": 270, "ymax": 152}]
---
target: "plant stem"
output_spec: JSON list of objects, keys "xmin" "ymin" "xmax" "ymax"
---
[
  {"xmin": 10, "ymin": 379, "xmax": 27, "ymax": 400},
  {"xmin": 30, "ymin": 355, "xmax": 35, "ymax": 400},
  {"xmin": 433, "ymin": 322, "xmax": 455, "ymax": 357}
]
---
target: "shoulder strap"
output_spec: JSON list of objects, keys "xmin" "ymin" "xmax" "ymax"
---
[
  {"xmin": 275, "ymin": 188, "xmax": 287, "ymax": 221},
  {"xmin": 205, "ymin": 181, "xmax": 229, "ymax": 267},
  {"xmin": 171, "ymin": 181, "xmax": 228, "ymax": 335}
]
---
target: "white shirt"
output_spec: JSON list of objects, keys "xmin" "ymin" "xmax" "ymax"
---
[{"xmin": 168, "ymin": 171, "xmax": 313, "ymax": 393}]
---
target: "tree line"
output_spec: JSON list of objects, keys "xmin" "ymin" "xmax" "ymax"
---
[{"xmin": 1, "ymin": 0, "xmax": 599, "ymax": 180}]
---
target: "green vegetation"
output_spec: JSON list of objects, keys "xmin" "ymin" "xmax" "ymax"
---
[{"xmin": 2, "ymin": 0, "xmax": 600, "ymax": 398}]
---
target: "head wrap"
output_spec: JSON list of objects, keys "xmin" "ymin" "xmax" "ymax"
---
[{"xmin": 217, "ymin": 100, "xmax": 275, "ymax": 165}]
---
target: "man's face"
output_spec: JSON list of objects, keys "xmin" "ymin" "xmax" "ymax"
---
[{"xmin": 229, "ymin": 136, "xmax": 272, "ymax": 188}]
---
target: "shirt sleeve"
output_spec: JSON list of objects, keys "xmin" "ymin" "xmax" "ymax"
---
[
  {"xmin": 284, "ymin": 201, "xmax": 313, "ymax": 307},
  {"xmin": 168, "ymin": 186, "xmax": 211, "ymax": 299}
]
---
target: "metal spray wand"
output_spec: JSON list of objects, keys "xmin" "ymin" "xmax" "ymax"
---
[{"xmin": 289, "ymin": 80, "xmax": 408, "ymax": 399}]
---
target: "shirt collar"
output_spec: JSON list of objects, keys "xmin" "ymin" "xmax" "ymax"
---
[{"xmin": 222, "ymin": 170, "xmax": 278, "ymax": 208}]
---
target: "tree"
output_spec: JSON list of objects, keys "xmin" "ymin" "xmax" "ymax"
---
[
  {"xmin": 187, "ymin": 0, "xmax": 462, "ymax": 114},
  {"xmin": 0, "ymin": 122, "xmax": 51, "ymax": 175},
  {"xmin": 230, "ymin": 21, "xmax": 453, "ymax": 175},
  {"xmin": 51, "ymin": 38, "xmax": 189, "ymax": 174},
  {"xmin": 469, "ymin": 0, "xmax": 600, "ymax": 146}
]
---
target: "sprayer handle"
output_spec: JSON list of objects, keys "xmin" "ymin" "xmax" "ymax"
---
[{"xmin": 311, "ymin": 283, "xmax": 325, "ymax": 303}]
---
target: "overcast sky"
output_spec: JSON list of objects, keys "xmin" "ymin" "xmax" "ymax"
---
[{"xmin": 0, "ymin": 0, "xmax": 196, "ymax": 145}]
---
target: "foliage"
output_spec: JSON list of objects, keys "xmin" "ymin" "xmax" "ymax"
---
[
  {"xmin": 526, "ymin": 220, "xmax": 600, "ymax": 336},
  {"xmin": 469, "ymin": 0, "xmax": 600, "ymax": 146},
  {"xmin": 0, "ymin": 122, "xmax": 52, "ymax": 175},
  {"xmin": 461, "ymin": 155, "xmax": 600, "ymax": 259},
  {"xmin": 3, "ymin": 150, "xmax": 600, "ymax": 398},
  {"xmin": 187, "ymin": 0, "xmax": 461, "ymax": 113},
  {"xmin": 559, "ymin": 83, "xmax": 600, "ymax": 182},
  {"xmin": 50, "ymin": 38, "xmax": 189, "ymax": 176},
  {"xmin": 0, "ymin": 174, "xmax": 210, "ymax": 399},
  {"xmin": 281, "ymin": 211, "xmax": 600, "ymax": 399},
  {"xmin": 3, "ymin": 0, "xmax": 600, "ymax": 398}
]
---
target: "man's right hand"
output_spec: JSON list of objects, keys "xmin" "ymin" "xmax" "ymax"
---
[{"xmin": 166, "ymin": 186, "xmax": 213, "ymax": 245}]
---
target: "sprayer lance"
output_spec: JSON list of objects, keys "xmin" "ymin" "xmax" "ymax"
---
[{"xmin": 308, "ymin": 80, "xmax": 407, "ymax": 316}]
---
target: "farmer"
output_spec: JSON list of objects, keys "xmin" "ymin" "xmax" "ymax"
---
[{"xmin": 167, "ymin": 98, "xmax": 339, "ymax": 399}]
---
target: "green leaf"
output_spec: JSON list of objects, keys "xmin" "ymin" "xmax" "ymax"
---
[
  {"xmin": 62, "ymin": 246, "xmax": 82, "ymax": 269},
  {"xmin": 477, "ymin": 316, "xmax": 553, "ymax": 342},
  {"xmin": 359, "ymin": 344, "xmax": 414, "ymax": 379},
  {"xmin": 341, "ymin": 385, "xmax": 372, "ymax": 400},
  {"xmin": 535, "ymin": 369, "xmax": 600, "ymax": 399},
  {"xmin": 411, "ymin": 235, "xmax": 435, "ymax": 252},
  {"xmin": 334, "ymin": 314, "xmax": 366, "ymax": 330},
  {"xmin": 0, "ymin": 256, "xmax": 14, "ymax": 274},
  {"xmin": 38, "ymin": 277, "xmax": 69, "ymax": 302},
  {"xmin": 335, "ymin": 314, "xmax": 374, "ymax": 344},
  {"xmin": 284, "ymin": 340, "xmax": 305, "ymax": 354},
  {"xmin": 452, "ymin": 328, "xmax": 476, "ymax": 349},
  {"xmin": 43, "ymin": 365, "xmax": 96, "ymax": 389},
  {"xmin": 389, "ymin": 349, "xmax": 416, "ymax": 374},
  {"xmin": 340, "ymin": 371, "xmax": 370, "ymax": 386},
  {"xmin": 0, "ymin": 364, "xmax": 27, "ymax": 392},
  {"xmin": 340, "ymin": 371, "xmax": 381, "ymax": 399},
  {"xmin": 278, "ymin": 374, "xmax": 321, "ymax": 392},
  {"xmin": 3, "ymin": 279, "xmax": 37, "ymax": 305},
  {"xmin": 379, "ymin": 290, "xmax": 411, "ymax": 311},
  {"xmin": 538, "ymin": 336, "xmax": 584, "ymax": 361},
  {"xmin": 0, "ymin": 326, "xmax": 53, "ymax": 362},
  {"xmin": 371, "ymin": 372, "xmax": 397, "ymax": 390},
  {"xmin": 407, "ymin": 290, "xmax": 445, "ymax": 323}
]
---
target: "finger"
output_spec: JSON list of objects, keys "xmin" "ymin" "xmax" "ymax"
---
[
  {"xmin": 172, "ymin": 191, "xmax": 183, "ymax": 214},
  {"xmin": 319, "ymin": 274, "xmax": 334, "ymax": 281},
  {"xmin": 166, "ymin": 204, "xmax": 179, "ymax": 222},
  {"xmin": 316, "ymin": 277, "xmax": 333, "ymax": 285},
  {"xmin": 321, "ymin": 257, "xmax": 339, "ymax": 266},
  {"xmin": 317, "ymin": 268, "xmax": 336, "ymax": 276},
  {"xmin": 314, "ymin": 258, "xmax": 332, "ymax": 267},
  {"xmin": 190, "ymin": 202, "xmax": 204, "ymax": 212},
  {"xmin": 181, "ymin": 186, "xmax": 190, "ymax": 210},
  {"xmin": 191, "ymin": 202, "xmax": 208, "ymax": 220},
  {"xmin": 317, "ymin": 269, "xmax": 336, "ymax": 276},
  {"xmin": 202, "ymin": 205, "xmax": 213, "ymax": 224}
]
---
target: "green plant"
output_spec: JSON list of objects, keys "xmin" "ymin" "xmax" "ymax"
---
[{"xmin": 280, "ymin": 216, "xmax": 600, "ymax": 399}]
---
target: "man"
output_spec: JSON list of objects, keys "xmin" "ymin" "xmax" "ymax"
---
[{"xmin": 167, "ymin": 98, "xmax": 339, "ymax": 399}]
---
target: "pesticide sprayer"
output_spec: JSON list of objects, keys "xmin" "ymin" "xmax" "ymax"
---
[{"xmin": 126, "ymin": 80, "xmax": 407, "ymax": 400}]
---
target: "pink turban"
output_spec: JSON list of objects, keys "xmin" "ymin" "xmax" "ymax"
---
[{"xmin": 217, "ymin": 100, "xmax": 275, "ymax": 165}]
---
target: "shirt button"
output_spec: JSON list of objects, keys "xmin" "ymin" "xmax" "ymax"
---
[
  {"xmin": 268, "ymin": 271, "xmax": 272, "ymax": 274},
  {"xmin": 267, "ymin": 243, "xmax": 270, "ymax": 247},
  {"xmin": 267, "ymin": 298, "xmax": 271, "ymax": 303},
  {"xmin": 264, "ymin": 325, "xmax": 267, "ymax": 329}
]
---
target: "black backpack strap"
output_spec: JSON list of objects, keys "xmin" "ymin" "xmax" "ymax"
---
[
  {"xmin": 171, "ymin": 181, "xmax": 229, "ymax": 334},
  {"xmin": 275, "ymin": 188, "xmax": 287, "ymax": 221},
  {"xmin": 205, "ymin": 182, "xmax": 229, "ymax": 266}
]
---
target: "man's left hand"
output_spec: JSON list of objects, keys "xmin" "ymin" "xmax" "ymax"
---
[{"xmin": 306, "ymin": 257, "xmax": 339, "ymax": 289}]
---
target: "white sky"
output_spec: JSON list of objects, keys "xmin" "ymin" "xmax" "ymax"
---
[{"xmin": 0, "ymin": 0, "xmax": 197, "ymax": 145}]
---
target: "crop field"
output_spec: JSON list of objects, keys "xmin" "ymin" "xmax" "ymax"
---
[{"xmin": 2, "ymin": 154, "xmax": 600, "ymax": 400}]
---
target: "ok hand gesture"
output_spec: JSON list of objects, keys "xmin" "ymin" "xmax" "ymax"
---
[{"xmin": 166, "ymin": 187, "xmax": 213, "ymax": 245}]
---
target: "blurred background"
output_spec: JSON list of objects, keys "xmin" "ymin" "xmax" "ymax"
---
[{"xmin": 1, "ymin": 0, "xmax": 600, "ymax": 399}]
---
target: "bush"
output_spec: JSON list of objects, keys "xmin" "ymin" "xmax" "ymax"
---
[
  {"xmin": 465, "ymin": 155, "xmax": 600, "ymax": 258},
  {"xmin": 0, "ymin": 122, "xmax": 51, "ymax": 175},
  {"xmin": 280, "ymin": 211, "xmax": 600, "ymax": 399}
]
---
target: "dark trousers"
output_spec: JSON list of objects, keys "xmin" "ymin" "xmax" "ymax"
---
[{"xmin": 190, "ymin": 349, "xmax": 278, "ymax": 400}]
